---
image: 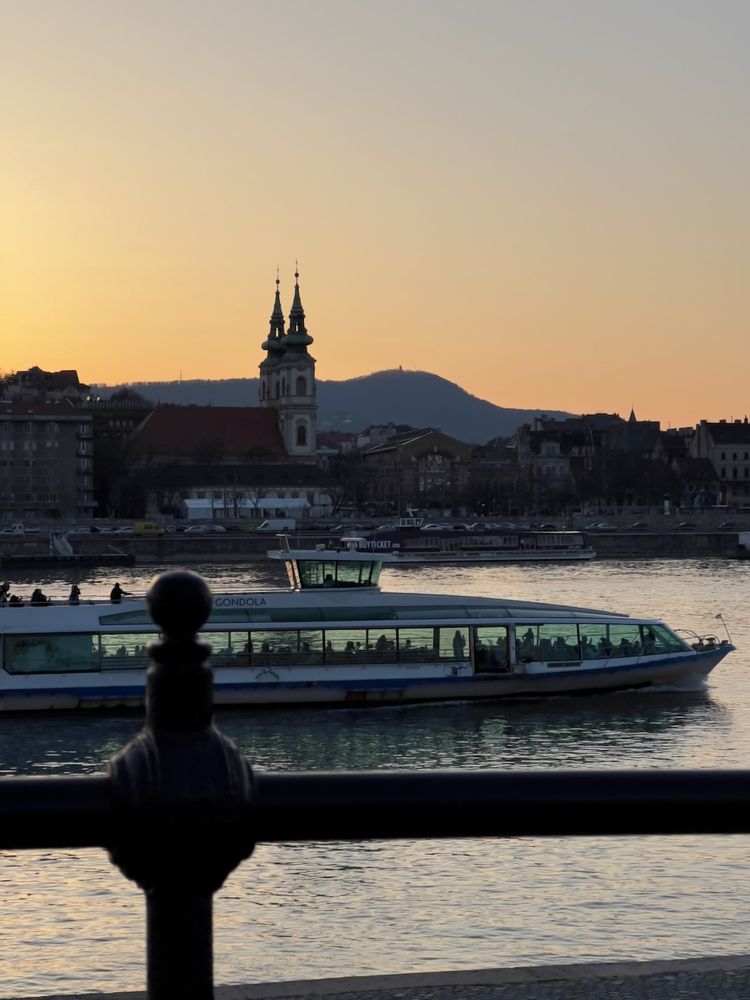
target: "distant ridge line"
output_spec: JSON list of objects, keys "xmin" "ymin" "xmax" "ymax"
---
[{"xmin": 93, "ymin": 369, "xmax": 574, "ymax": 444}]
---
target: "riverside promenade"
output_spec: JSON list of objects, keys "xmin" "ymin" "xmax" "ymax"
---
[{"xmin": 17, "ymin": 956, "xmax": 750, "ymax": 1000}]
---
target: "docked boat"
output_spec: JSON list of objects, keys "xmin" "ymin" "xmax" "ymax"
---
[
  {"xmin": 0, "ymin": 541, "xmax": 732, "ymax": 711},
  {"xmin": 352, "ymin": 520, "xmax": 595, "ymax": 564}
]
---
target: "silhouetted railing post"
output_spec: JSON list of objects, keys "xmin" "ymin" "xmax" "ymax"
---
[{"xmin": 107, "ymin": 571, "xmax": 256, "ymax": 1000}]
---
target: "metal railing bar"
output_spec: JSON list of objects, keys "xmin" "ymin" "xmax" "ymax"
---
[
  {"xmin": 0, "ymin": 775, "xmax": 114, "ymax": 849},
  {"xmin": 2, "ymin": 768, "xmax": 750, "ymax": 851}
]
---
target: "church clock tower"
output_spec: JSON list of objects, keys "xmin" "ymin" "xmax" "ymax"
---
[{"xmin": 258, "ymin": 267, "xmax": 317, "ymax": 462}]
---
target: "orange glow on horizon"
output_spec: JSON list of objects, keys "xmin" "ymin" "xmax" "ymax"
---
[{"xmin": 2, "ymin": 2, "xmax": 748, "ymax": 430}]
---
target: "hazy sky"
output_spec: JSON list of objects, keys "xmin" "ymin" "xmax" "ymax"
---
[{"xmin": 2, "ymin": 0, "xmax": 748, "ymax": 427}]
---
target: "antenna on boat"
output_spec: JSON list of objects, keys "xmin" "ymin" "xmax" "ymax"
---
[{"xmin": 715, "ymin": 612, "xmax": 732, "ymax": 644}]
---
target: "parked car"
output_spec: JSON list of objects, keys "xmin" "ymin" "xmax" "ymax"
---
[
  {"xmin": 584, "ymin": 521, "xmax": 617, "ymax": 531},
  {"xmin": 717, "ymin": 521, "xmax": 738, "ymax": 530},
  {"xmin": 420, "ymin": 523, "xmax": 450, "ymax": 531},
  {"xmin": 627, "ymin": 522, "xmax": 650, "ymax": 531},
  {"xmin": 537, "ymin": 523, "xmax": 558, "ymax": 530},
  {"xmin": 184, "ymin": 525, "xmax": 209, "ymax": 534},
  {"xmin": 674, "ymin": 522, "xmax": 697, "ymax": 531}
]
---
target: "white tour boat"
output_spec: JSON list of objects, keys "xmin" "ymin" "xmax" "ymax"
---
[
  {"xmin": 351, "ymin": 521, "xmax": 595, "ymax": 564},
  {"xmin": 0, "ymin": 541, "xmax": 733, "ymax": 712}
]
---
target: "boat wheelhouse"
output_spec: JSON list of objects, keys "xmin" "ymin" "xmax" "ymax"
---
[{"xmin": 0, "ymin": 541, "xmax": 733, "ymax": 711}]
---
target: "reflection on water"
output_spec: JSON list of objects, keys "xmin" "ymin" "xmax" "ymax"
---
[
  {"xmin": 2, "ymin": 559, "xmax": 750, "ymax": 996},
  {"xmin": 0, "ymin": 691, "xmax": 729, "ymax": 779}
]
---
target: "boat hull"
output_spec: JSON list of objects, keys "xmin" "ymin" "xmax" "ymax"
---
[{"xmin": 0, "ymin": 647, "xmax": 729, "ymax": 713}]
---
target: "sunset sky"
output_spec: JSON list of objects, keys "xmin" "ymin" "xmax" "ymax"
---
[{"xmin": 2, "ymin": 0, "xmax": 748, "ymax": 428}]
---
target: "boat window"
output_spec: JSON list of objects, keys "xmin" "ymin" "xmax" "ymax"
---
[
  {"xmin": 252, "ymin": 629, "xmax": 309, "ymax": 666},
  {"xmin": 101, "ymin": 633, "xmax": 159, "ymax": 670},
  {"xmin": 99, "ymin": 611, "xmax": 153, "ymax": 625},
  {"xmin": 4, "ymin": 633, "xmax": 101, "ymax": 674},
  {"xmin": 207, "ymin": 609, "xmax": 257, "ymax": 623},
  {"xmin": 466, "ymin": 607, "xmax": 510, "ymax": 618},
  {"xmin": 393, "ymin": 606, "xmax": 470, "ymax": 619},
  {"xmin": 298, "ymin": 629, "xmax": 324, "ymax": 664},
  {"xmin": 248, "ymin": 607, "xmax": 323, "ymax": 623},
  {"xmin": 201, "ymin": 631, "xmax": 249, "ymax": 666},
  {"xmin": 366, "ymin": 628, "xmax": 398, "ymax": 661},
  {"xmin": 397, "ymin": 627, "xmax": 438, "ymax": 661},
  {"xmin": 296, "ymin": 559, "xmax": 381, "ymax": 588},
  {"xmin": 517, "ymin": 624, "xmax": 580, "ymax": 662},
  {"xmin": 606, "ymin": 624, "xmax": 643, "ymax": 657},
  {"xmin": 442, "ymin": 626, "xmax": 470, "ymax": 662},
  {"xmin": 473, "ymin": 626, "xmax": 508, "ymax": 670},
  {"xmin": 320, "ymin": 605, "xmax": 395, "ymax": 621},
  {"xmin": 578, "ymin": 623, "xmax": 609, "ymax": 659},
  {"xmin": 641, "ymin": 624, "xmax": 688, "ymax": 654},
  {"xmin": 323, "ymin": 628, "xmax": 369, "ymax": 662}
]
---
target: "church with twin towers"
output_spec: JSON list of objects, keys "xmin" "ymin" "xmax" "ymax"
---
[{"xmin": 258, "ymin": 267, "xmax": 318, "ymax": 463}]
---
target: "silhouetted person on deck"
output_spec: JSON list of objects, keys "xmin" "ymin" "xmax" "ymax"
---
[
  {"xmin": 30, "ymin": 588, "xmax": 50, "ymax": 606},
  {"xmin": 69, "ymin": 584, "xmax": 81, "ymax": 605},
  {"xmin": 110, "ymin": 583, "xmax": 131, "ymax": 604}
]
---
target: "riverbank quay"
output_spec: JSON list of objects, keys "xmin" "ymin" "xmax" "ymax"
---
[
  {"xmin": 13, "ymin": 955, "xmax": 750, "ymax": 1000},
  {"xmin": 0, "ymin": 530, "xmax": 745, "ymax": 567}
]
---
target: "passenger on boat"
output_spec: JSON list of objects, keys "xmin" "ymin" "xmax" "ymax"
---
[
  {"xmin": 453, "ymin": 630, "xmax": 466, "ymax": 660},
  {"xmin": 30, "ymin": 588, "xmax": 51, "ymax": 606},
  {"xmin": 580, "ymin": 635, "xmax": 597, "ymax": 659},
  {"xmin": 68, "ymin": 584, "xmax": 81, "ymax": 605},
  {"xmin": 109, "ymin": 583, "xmax": 131, "ymax": 603},
  {"xmin": 0, "ymin": 582, "xmax": 9, "ymax": 604}
]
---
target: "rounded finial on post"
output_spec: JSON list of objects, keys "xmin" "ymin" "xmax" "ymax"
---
[
  {"xmin": 147, "ymin": 570, "xmax": 212, "ymax": 639},
  {"xmin": 144, "ymin": 570, "xmax": 214, "ymax": 730}
]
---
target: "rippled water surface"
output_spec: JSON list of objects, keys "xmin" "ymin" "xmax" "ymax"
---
[{"xmin": 2, "ymin": 559, "xmax": 750, "ymax": 996}]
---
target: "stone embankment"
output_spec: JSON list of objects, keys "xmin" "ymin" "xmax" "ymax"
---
[
  {"xmin": 15, "ymin": 955, "xmax": 750, "ymax": 1000},
  {"xmin": 0, "ymin": 529, "xmax": 746, "ymax": 566}
]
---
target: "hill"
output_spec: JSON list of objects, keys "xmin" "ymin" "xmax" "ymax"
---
[{"xmin": 94, "ymin": 369, "xmax": 573, "ymax": 443}]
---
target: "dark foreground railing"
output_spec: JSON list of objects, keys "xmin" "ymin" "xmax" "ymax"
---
[{"xmin": 1, "ymin": 571, "xmax": 749, "ymax": 1000}]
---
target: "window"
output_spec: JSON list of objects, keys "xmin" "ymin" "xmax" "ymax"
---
[
  {"xmin": 641, "ymin": 624, "xmax": 688, "ymax": 654},
  {"xmin": 297, "ymin": 559, "xmax": 379, "ymax": 588},
  {"xmin": 100, "ymin": 633, "xmax": 159, "ymax": 670},
  {"xmin": 397, "ymin": 627, "xmax": 438, "ymax": 661},
  {"xmin": 4, "ymin": 634, "xmax": 101, "ymax": 674},
  {"xmin": 474, "ymin": 626, "xmax": 508, "ymax": 670},
  {"xmin": 366, "ymin": 628, "xmax": 398, "ymax": 660},
  {"xmin": 296, "ymin": 376, "xmax": 307, "ymax": 395},
  {"xmin": 296, "ymin": 423, "xmax": 307, "ymax": 447},
  {"xmin": 201, "ymin": 631, "xmax": 249, "ymax": 667}
]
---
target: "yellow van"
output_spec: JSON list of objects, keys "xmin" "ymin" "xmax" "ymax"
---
[{"xmin": 133, "ymin": 521, "xmax": 165, "ymax": 536}]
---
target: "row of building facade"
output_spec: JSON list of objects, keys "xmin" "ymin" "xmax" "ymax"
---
[{"xmin": 2, "ymin": 277, "xmax": 749, "ymax": 522}]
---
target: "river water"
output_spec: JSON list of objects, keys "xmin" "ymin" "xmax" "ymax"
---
[{"xmin": 1, "ymin": 558, "xmax": 750, "ymax": 997}]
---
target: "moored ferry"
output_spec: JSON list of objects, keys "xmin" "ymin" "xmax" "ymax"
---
[
  {"xmin": 0, "ymin": 541, "xmax": 733, "ymax": 712},
  {"xmin": 352, "ymin": 520, "xmax": 595, "ymax": 564}
]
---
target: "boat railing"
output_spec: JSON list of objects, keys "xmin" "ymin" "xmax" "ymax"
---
[{"xmin": 1, "ymin": 569, "xmax": 750, "ymax": 1000}]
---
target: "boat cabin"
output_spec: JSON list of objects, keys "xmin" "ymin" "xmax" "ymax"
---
[{"xmin": 269, "ymin": 540, "xmax": 390, "ymax": 591}]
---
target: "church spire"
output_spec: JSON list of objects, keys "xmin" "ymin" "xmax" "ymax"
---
[
  {"xmin": 260, "ymin": 269, "xmax": 286, "ymax": 365},
  {"xmin": 285, "ymin": 262, "xmax": 314, "ymax": 352}
]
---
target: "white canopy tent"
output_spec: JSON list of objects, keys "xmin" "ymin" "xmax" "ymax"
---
[{"xmin": 180, "ymin": 497, "xmax": 310, "ymax": 520}]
